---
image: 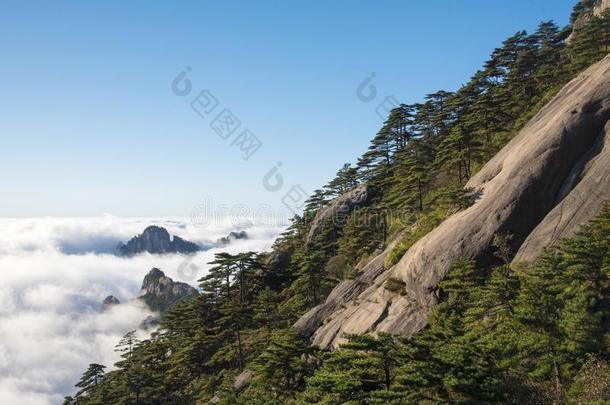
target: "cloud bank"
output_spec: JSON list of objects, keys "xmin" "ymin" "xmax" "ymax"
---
[{"xmin": 0, "ymin": 216, "xmax": 284, "ymax": 404}]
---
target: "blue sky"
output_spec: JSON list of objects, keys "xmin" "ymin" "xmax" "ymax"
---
[{"xmin": 0, "ymin": 0, "xmax": 575, "ymax": 217}]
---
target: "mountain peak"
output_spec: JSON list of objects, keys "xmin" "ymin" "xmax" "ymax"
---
[
  {"xmin": 118, "ymin": 226, "xmax": 201, "ymax": 256},
  {"xmin": 138, "ymin": 268, "xmax": 199, "ymax": 312},
  {"xmin": 217, "ymin": 230, "xmax": 248, "ymax": 245},
  {"xmin": 101, "ymin": 295, "xmax": 120, "ymax": 311}
]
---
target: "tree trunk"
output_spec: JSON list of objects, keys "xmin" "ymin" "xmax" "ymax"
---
[
  {"xmin": 384, "ymin": 365, "xmax": 391, "ymax": 390},
  {"xmin": 417, "ymin": 179, "xmax": 423, "ymax": 211},
  {"xmin": 236, "ymin": 327, "xmax": 245, "ymax": 371},
  {"xmin": 552, "ymin": 351, "xmax": 566, "ymax": 404}
]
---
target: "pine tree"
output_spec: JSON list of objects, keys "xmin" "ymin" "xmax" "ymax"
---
[
  {"xmin": 325, "ymin": 163, "xmax": 359, "ymax": 197},
  {"xmin": 570, "ymin": 9, "xmax": 610, "ymax": 71},
  {"xmin": 299, "ymin": 333, "xmax": 402, "ymax": 403},
  {"xmin": 115, "ymin": 330, "xmax": 139, "ymax": 362},
  {"xmin": 199, "ymin": 252, "xmax": 263, "ymax": 371},
  {"xmin": 292, "ymin": 246, "xmax": 328, "ymax": 308},
  {"xmin": 337, "ymin": 208, "xmax": 386, "ymax": 264},
  {"xmin": 387, "ymin": 138, "xmax": 433, "ymax": 211},
  {"xmin": 253, "ymin": 287, "xmax": 281, "ymax": 335},
  {"xmin": 74, "ymin": 363, "xmax": 106, "ymax": 398},
  {"xmin": 434, "ymin": 123, "xmax": 480, "ymax": 184},
  {"xmin": 250, "ymin": 329, "xmax": 313, "ymax": 400},
  {"xmin": 200, "ymin": 253, "xmax": 236, "ymax": 303}
]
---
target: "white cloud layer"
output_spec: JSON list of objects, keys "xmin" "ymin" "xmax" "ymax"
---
[{"xmin": 0, "ymin": 216, "xmax": 283, "ymax": 404}]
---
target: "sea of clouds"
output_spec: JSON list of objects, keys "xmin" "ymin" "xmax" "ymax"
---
[{"xmin": 0, "ymin": 216, "xmax": 285, "ymax": 404}]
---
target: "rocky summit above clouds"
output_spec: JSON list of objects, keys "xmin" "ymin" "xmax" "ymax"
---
[
  {"xmin": 296, "ymin": 55, "xmax": 610, "ymax": 349},
  {"xmin": 138, "ymin": 268, "xmax": 199, "ymax": 312},
  {"xmin": 117, "ymin": 225, "xmax": 201, "ymax": 256},
  {"xmin": 217, "ymin": 230, "xmax": 248, "ymax": 245},
  {"xmin": 101, "ymin": 295, "xmax": 120, "ymax": 311}
]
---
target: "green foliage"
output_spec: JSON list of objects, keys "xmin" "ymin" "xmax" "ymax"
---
[
  {"xmin": 298, "ymin": 334, "xmax": 402, "ymax": 404},
  {"xmin": 337, "ymin": 209, "xmax": 387, "ymax": 265},
  {"xmin": 384, "ymin": 277, "xmax": 406, "ymax": 294},
  {"xmin": 296, "ymin": 206, "xmax": 610, "ymax": 404},
  {"xmin": 74, "ymin": 363, "xmax": 106, "ymax": 400},
  {"xmin": 568, "ymin": 354, "xmax": 610, "ymax": 402},
  {"xmin": 571, "ymin": 0, "xmax": 598, "ymax": 23},
  {"xmin": 570, "ymin": 9, "xmax": 610, "ymax": 71},
  {"xmin": 247, "ymin": 329, "xmax": 315, "ymax": 401},
  {"xmin": 385, "ymin": 209, "xmax": 447, "ymax": 268},
  {"xmin": 324, "ymin": 255, "xmax": 352, "ymax": 281}
]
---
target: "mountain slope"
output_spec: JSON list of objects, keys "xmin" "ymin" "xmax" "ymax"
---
[{"xmin": 299, "ymin": 55, "xmax": 610, "ymax": 349}]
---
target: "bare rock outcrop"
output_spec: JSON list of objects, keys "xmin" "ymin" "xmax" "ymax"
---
[
  {"xmin": 234, "ymin": 370, "xmax": 254, "ymax": 392},
  {"xmin": 306, "ymin": 185, "xmax": 374, "ymax": 246},
  {"xmin": 266, "ymin": 246, "xmax": 293, "ymax": 276},
  {"xmin": 593, "ymin": 0, "xmax": 610, "ymax": 16},
  {"xmin": 217, "ymin": 230, "xmax": 248, "ymax": 245},
  {"xmin": 514, "ymin": 120, "xmax": 610, "ymax": 263},
  {"xmin": 569, "ymin": 0, "xmax": 610, "ymax": 43},
  {"xmin": 118, "ymin": 226, "xmax": 201, "ymax": 256},
  {"xmin": 101, "ymin": 295, "xmax": 120, "ymax": 311},
  {"xmin": 297, "ymin": 55, "xmax": 610, "ymax": 349},
  {"xmin": 294, "ymin": 241, "xmax": 397, "ymax": 340},
  {"xmin": 138, "ymin": 268, "xmax": 199, "ymax": 312}
]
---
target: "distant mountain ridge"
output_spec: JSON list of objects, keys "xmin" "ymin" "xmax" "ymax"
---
[
  {"xmin": 117, "ymin": 225, "xmax": 201, "ymax": 256},
  {"xmin": 217, "ymin": 230, "xmax": 248, "ymax": 245}
]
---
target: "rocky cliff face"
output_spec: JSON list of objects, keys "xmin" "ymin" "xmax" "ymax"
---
[
  {"xmin": 138, "ymin": 268, "xmax": 199, "ymax": 312},
  {"xmin": 307, "ymin": 185, "xmax": 374, "ymax": 246},
  {"xmin": 594, "ymin": 0, "xmax": 610, "ymax": 15},
  {"xmin": 569, "ymin": 0, "xmax": 610, "ymax": 43},
  {"xmin": 514, "ymin": 118, "xmax": 610, "ymax": 262},
  {"xmin": 118, "ymin": 226, "xmax": 201, "ymax": 256},
  {"xmin": 296, "ymin": 55, "xmax": 610, "ymax": 349}
]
